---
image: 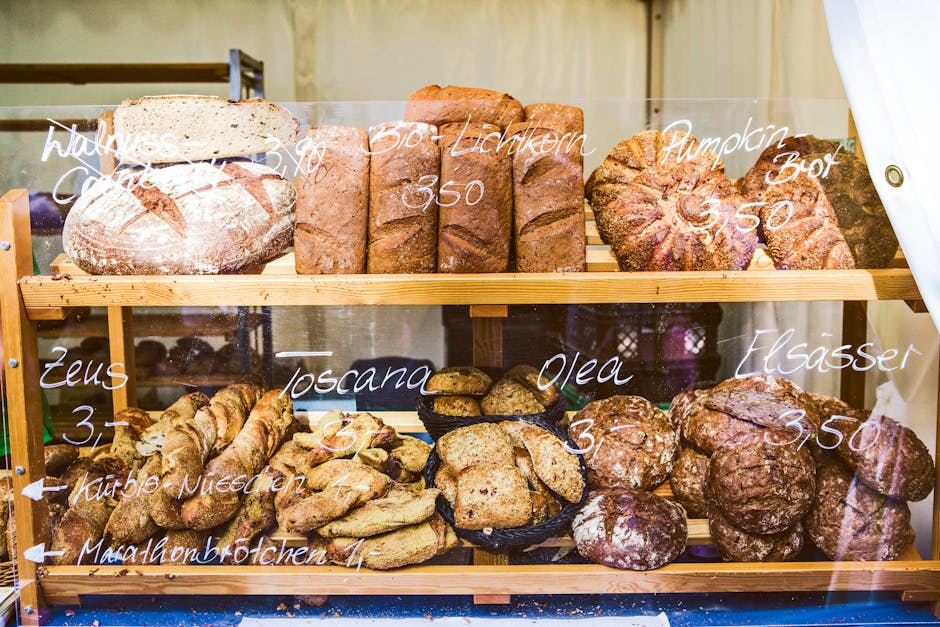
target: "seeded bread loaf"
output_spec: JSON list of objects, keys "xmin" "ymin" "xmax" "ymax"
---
[
  {"xmin": 405, "ymin": 84, "xmax": 523, "ymax": 129},
  {"xmin": 367, "ymin": 121, "xmax": 440, "ymax": 273},
  {"xmin": 63, "ymin": 161, "xmax": 295, "ymax": 275},
  {"xmin": 522, "ymin": 103, "xmax": 585, "ymax": 161},
  {"xmin": 437, "ymin": 122, "xmax": 512, "ymax": 272},
  {"xmin": 110, "ymin": 95, "xmax": 300, "ymax": 165},
  {"xmin": 295, "ymin": 126, "xmax": 370, "ymax": 274},
  {"xmin": 425, "ymin": 367, "xmax": 493, "ymax": 396},
  {"xmin": 507, "ymin": 121, "xmax": 586, "ymax": 273}
]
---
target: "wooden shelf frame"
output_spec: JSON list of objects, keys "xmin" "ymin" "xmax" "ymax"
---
[{"xmin": 3, "ymin": 182, "xmax": 940, "ymax": 625}]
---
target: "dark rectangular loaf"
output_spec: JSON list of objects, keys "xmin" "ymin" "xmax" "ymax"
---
[
  {"xmin": 367, "ymin": 121, "xmax": 440, "ymax": 273},
  {"xmin": 406, "ymin": 85, "xmax": 524, "ymax": 130},
  {"xmin": 295, "ymin": 126, "xmax": 370, "ymax": 274},
  {"xmin": 437, "ymin": 122, "xmax": 513, "ymax": 273},
  {"xmin": 508, "ymin": 121, "xmax": 586, "ymax": 272}
]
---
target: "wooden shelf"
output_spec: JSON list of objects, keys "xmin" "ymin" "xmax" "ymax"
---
[
  {"xmin": 36, "ymin": 313, "xmax": 263, "ymax": 339},
  {"xmin": 22, "ymin": 252, "xmax": 922, "ymax": 310},
  {"xmin": 39, "ymin": 554, "xmax": 940, "ymax": 601},
  {"xmin": 0, "ymin": 63, "xmax": 230, "ymax": 85}
]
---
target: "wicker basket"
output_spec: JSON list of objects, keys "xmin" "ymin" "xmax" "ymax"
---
[
  {"xmin": 417, "ymin": 394, "xmax": 567, "ymax": 442},
  {"xmin": 423, "ymin": 414, "xmax": 588, "ymax": 551}
]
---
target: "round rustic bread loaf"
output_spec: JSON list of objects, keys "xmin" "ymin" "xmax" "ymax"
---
[
  {"xmin": 806, "ymin": 459, "xmax": 914, "ymax": 561},
  {"xmin": 706, "ymin": 430, "xmax": 815, "ymax": 535},
  {"xmin": 835, "ymin": 411, "xmax": 934, "ymax": 502},
  {"xmin": 682, "ymin": 398, "xmax": 764, "ymax": 455},
  {"xmin": 669, "ymin": 446, "xmax": 710, "ymax": 518},
  {"xmin": 810, "ymin": 392, "xmax": 935, "ymax": 501},
  {"xmin": 568, "ymin": 396, "xmax": 678, "ymax": 490},
  {"xmin": 708, "ymin": 508, "xmax": 804, "ymax": 562},
  {"xmin": 587, "ymin": 129, "xmax": 757, "ymax": 271},
  {"xmin": 572, "ymin": 488, "xmax": 687, "ymax": 570},
  {"xmin": 760, "ymin": 150, "xmax": 897, "ymax": 269},
  {"xmin": 703, "ymin": 373, "xmax": 822, "ymax": 436},
  {"xmin": 668, "ymin": 388, "xmax": 709, "ymax": 436},
  {"xmin": 739, "ymin": 135, "xmax": 843, "ymax": 203},
  {"xmin": 63, "ymin": 161, "xmax": 295, "ymax": 274}
]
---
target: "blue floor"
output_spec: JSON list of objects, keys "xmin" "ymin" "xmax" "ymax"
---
[{"xmin": 38, "ymin": 592, "xmax": 940, "ymax": 626}]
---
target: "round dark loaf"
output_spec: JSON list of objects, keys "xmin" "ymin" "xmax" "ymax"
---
[
  {"xmin": 811, "ymin": 392, "xmax": 935, "ymax": 501},
  {"xmin": 64, "ymin": 161, "xmax": 294, "ymax": 275},
  {"xmin": 572, "ymin": 488, "xmax": 687, "ymax": 570},
  {"xmin": 761, "ymin": 151, "xmax": 897, "ymax": 269},
  {"xmin": 670, "ymin": 446, "xmax": 710, "ymax": 518},
  {"xmin": 806, "ymin": 459, "xmax": 913, "ymax": 561},
  {"xmin": 706, "ymin": 430, "xmax": 815, "ymax": 535},
  {"xmin": 587, "ymin": 129, "xmax": 757, "ymax": 271},
  {"xmin": 703, "ymin": 373, "xmax": 822, "ymax": 436},
  {"xmin": 708, "ymin": 508, "xmax": 804, "ymax": 562},
  {"xmin": 739, "ymin": 135, "xmax": 843, "ymax": 203},
  {"xmin": 568, "ymin": 395, "xmax": 678, "ymax": 490},
  {"xmin": 682, "ymin": 397, "xmax": 764, "ymax": 455},
  {"xmin": 668, "ymin": 388, "xmax": 708, "ymax": 436}
]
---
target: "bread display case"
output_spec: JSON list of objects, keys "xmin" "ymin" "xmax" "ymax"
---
[{"xmin": 1, "ymin": 96, "xmax": 938, "ymax": 626}]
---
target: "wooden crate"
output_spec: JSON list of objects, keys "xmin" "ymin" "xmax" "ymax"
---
[{"xmin": 4, "ymin": 187, "xmax": 940, "ymax": 626}]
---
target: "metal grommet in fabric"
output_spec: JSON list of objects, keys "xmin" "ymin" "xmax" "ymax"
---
[{"xmin": 885, "ymin": 165, "xmax": 904, "ymax": 187}]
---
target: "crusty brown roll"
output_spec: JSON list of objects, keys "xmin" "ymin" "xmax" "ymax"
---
[
  {"xmin": 703, "ymin": 373, "xmax": 823, "ymax": 437},
  {"xmin": 295, "ymin": 126, "xmax": 370, "ymax": 274},
  {"xmin": 180, "ymin": 390, "xmax": 297, "ymax": 530},
  {"xmin": 437, "ymin": 122, "xmax": 512, "ymax": 273},
  {"xmin": 709, "ymin": 508, "xmax": 804, "ymax": 562},
  {"xmin": 507, "ymin": 121, "xmax": 586, "ymax": 272},
  {"xmin": 572, "ymin": 488, "xmax": 687, "ymax": 570},
  {"xmin": 830, "ymin": 410, "xmax": 934, "ymax": 502},
  {"xmin": 706, "ymin": 430, "xmax": 815, "ymax": 535},
  {"xmin": 105, "ymin": 454, "xmax": 162, "ymax": 546},
  {"xmin": 44, "ymin": 443, "xmax": 79, "ymax": 477},
  {"xmin": 523, "ymin": 104, "xmax": 584, "ymax": 141},
  {"xmin": 806, "ymin": 459, "xmax": 913, "ymax": 561},
  {"xmin": 669, "ymin": 446, "xmax": 710, "ymax": 518},
  {"xmin": 588, "ymin": 129, "xmax": 757, "ymax": 271},
  {"xmin": 761, "ymin": 150, "xmax": 898, "ymax": 269},
  {"xmin": 567, "ymin": 395, "xmax": 678, "ymax": 490},
  {"xmin": 739, "ymin": 135, "xmax": 843, "ymax": 203},
  {"xmin": 367, "ymin": 121, "xmax": 440, "ymax": 273},
  {"xmin": 405, "ymin": 84, "xmax": 523, "ymax": 129}
]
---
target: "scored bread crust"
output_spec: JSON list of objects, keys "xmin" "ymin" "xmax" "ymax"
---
[
  {"xmin": 806, "ymin": 459, "xmax": 914, "ymax": 561},
  {"xmin": 367, "ymin": 121, "xmax": 440, "ymax": 273},
  {"xmin": 669, "ymin": 446, "xmax": 710, "ymax": 518},
  {"xmin": 709, "ymin": 508, "xmax": 804, "ymax": 562},
  {"xmin": 706, "ymin": 430, "xmax": 815, "ymax": 535},
  {"xmin": 588, "ymin": 129, "xmax": 756, "ymax": 271},
  {"xmin": 437, "ymin": 122, "xmax": 513, "ymax": 273},
  {"xmin": 572, "ymin": 488, "xmax": 687, "ymax": 571},
  {"xmin": 761, "ymin": 152, "xmax": 898, "ymax": 269},
  {"xmin": 112, "ymin": 95, "xmax": 300, "ymax": 165},
  {"xmin": 63, "ymin": 161, "xmax": 295, "ymax": 275}
]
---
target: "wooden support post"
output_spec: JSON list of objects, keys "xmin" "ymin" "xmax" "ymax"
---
[
  {"xmin": 932, "ymin": 340, "xmax": 940, "ymax": 618},
  {"xmin": 468, "ymin": 304, "xmax": 512, "ymax": 604},
  {"xmin": 840, "ymin": 301, "xmax": 868, "ymax": 407},
  {"xmin": 0, "ymin": 189, "xmax": 48, "ymax": 625},
  {"xmin": 106, "ymin": 306, "xmax": 136, "ymax": 412}
]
